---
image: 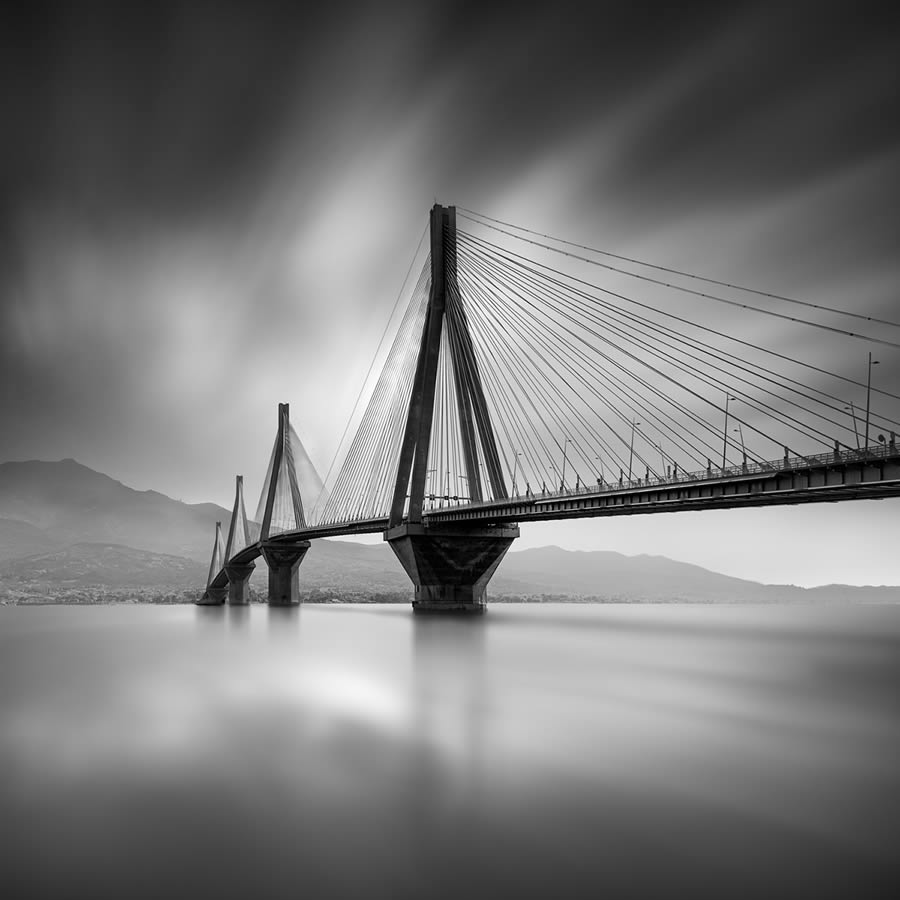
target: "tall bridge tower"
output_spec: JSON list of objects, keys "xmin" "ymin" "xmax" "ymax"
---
[{"xmin": 385, "ymin": 204, "xmax": 518, "ymax": 612}]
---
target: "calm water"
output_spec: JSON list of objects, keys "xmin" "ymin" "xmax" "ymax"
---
[{"xmin": 1, "ymin": 602, "xmax": 898, "ymax": 899}]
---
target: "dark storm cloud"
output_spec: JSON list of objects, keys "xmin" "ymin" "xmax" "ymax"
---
[
  {"xmin": 3, "ymin": 3, "xmax": 314, "ymax": 222},
  {"xmin": 0, "ymin": 1, "xmax": 457, "ymax": 490},
  {"xmin": 4, "ymin": 3, "xmax": 897, "ymax": 289},
  {"xmin": 0, "ymin": 3, "xmax": 356, "ymax": 446},
  {"xmin": 607, "ymin": 9, "xmax": 900, "ymax": 201},
  {"xmin": 4, "ymin": 2, "xmax": 898, "ymax": 234}
]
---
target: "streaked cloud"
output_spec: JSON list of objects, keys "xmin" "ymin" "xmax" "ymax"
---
[{"xmin": 1, "ymin": 2, "xmax": 898, "ymax": 582}]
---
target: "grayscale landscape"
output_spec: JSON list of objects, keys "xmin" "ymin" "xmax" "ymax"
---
[{"xmin": 2, "ymin": 4, "xmax": 898, "ymax": 899}]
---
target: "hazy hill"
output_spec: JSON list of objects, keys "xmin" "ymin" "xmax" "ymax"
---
[
  {"xmin": 0, "ymin": 517, "xmax": 60, "ymax": 561},
  {"xmin": 297, "ymin": 539, "xmax": 408, "ymax": 592},
  {"xmin": 497, "ymin": 545, "xmax": 789, "ymax": 601},
  {"xmin": 0, "ymin": 459, "xmax": 228, "ymax": 562},
  {"xmin": 0, "ymin": 543, "xmax": 205, "ymax": 589}
]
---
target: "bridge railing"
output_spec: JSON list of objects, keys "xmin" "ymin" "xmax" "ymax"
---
[{"xmin": 427, "ymin": 442, "xmax": 898, "ymax": 511}]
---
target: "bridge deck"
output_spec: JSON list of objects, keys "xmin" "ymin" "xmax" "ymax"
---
[
  {"xmin": 427, "ymin": 446, "xmax": 900, "ymax": 524},
  {"xmin": 208, "ymin": 446, "xmax": 900, "ymax": 592}
]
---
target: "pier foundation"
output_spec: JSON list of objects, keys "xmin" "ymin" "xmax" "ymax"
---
[
  {"xmin": 224, "ymin": 562, "xmax": 256, "ymax": 606},
  {"xmin": 260, "ymin": 541, "xmax": 310, "ymax": 606},
  {"xmin": 386, "ymin": 524, "xmax": 519, "ymax": 613}
]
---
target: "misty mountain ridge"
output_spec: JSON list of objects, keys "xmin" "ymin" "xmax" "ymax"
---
[
  {"xmin": 0, "ymin": 517, "xmax": 62, "ymax": 561},
  {"xmin": 0, "ymin": 542, "xmax": 205, "ymax": 589},
  {"xmin": 0, "ymin": 458, "xmax": 228, "ymax": 562},
  {"xmin": 0, "ymin": 459, "xmax": 897, "ymax": 603},
  {"xmin": 499, "ymin": 546, "xmax": 900, "ymax": 602}
]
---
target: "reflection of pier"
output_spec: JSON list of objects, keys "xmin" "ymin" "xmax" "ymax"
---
[{"xmin": 408, "ymin": 614, "xmax": 488, "ymax": 858}]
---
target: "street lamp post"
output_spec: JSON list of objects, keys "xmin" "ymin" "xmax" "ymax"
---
[
  {"xmin": 844, "ymin": 403, "xmax": 861, "ymax": 449},
  {"xmin": 511, "ymin": 451, "xmax": 522, "ymax": 496},
  {"xmin": 722, "ymin": 395, "xmax": 737, "ymax": 470},
  {"xmin": 593, "ymin": 455, "xmax": 606, "ymax": 486},
  {"xmin": 627, "ymin": 419, "xmax": 641, "ymax": 482},
  {"xmin": 548, "ymin": 462, "xmax": 559, "ymax": 494},
  {"xmin": 560, "ymin": 438, "xmax": 570, "ymax": 491},
  {"xmin": 865, "ymin": 352, "xmax": 879, "ymax": 451}
]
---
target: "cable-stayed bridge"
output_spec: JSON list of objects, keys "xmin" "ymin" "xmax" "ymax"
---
[{"xmin": 201, "ymin": 204, "xmax": 900, "ymax": 612}]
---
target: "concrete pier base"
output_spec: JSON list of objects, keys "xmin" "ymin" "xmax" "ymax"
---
[
  {"xmin": 198, "ymin": 585, "xmax": 228, "ymax": 606},
  {"xmin": 224, "ymin": 562, "xmax": 255, "ymax": 606},
  {"xmin": 260, "ymin": 541, "xmax": 311, "ymax": 606},
  {"xmin": 386, "ymin": 524, "xmax": 519, "ymax": 613}
]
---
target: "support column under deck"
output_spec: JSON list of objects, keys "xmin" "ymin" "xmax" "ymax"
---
[
  {"xmin": 260, "ymin": 541, "xmax": 310, "ymax": 606},
  {"xmin": 386, "ymin": 524, "xmax": 519, "ymax": 613},
  {"xmin": 224, "ymin": 562, "xmax": 256, "ymax": 606},
  {"xmin": 198, "ymin": 586, "xmax": 228, "ymax": 606}
]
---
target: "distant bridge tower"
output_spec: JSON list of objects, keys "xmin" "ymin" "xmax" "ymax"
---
[
  {"xmin": 223, "ymin": 475, "xmax": 255, "ymax": 605},
  {"xmin": 198, "ymin": 521, "xmax": 228, "ymax": 605},
  {"xmin": 259, "ymin": 403, "xmax": 311, "ymax": 605},
  {"xmin": 386, "ymin": 204, "xmax": 519, "ymax": 613}
]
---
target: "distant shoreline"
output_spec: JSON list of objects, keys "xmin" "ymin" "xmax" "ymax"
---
[{"xmin": 5, "ymin": 594, "xmax": 898, "ymax": 607}]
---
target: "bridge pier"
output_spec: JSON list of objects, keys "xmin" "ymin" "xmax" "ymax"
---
[
  {"xmin": 224, "ymin": 562, "xmax": 256, "ymax": 605},
  {"xmin": 198, "ymin": 586, "xmax": 227, "ymax": 606},
  {"xmin": 386, "ymin": 524, "xmax": 519, "ymax": 613},
  {"xmin": 260, "ymin": 541, "xmax": 311, "ymax": 606}
]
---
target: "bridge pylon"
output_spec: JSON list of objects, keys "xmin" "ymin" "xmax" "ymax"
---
[
  {"xmin": 259, "ymin": 403, "xmax": 310, "ymax": 605},
  {"xmin": 223, "ymin": 475, "xmax": 255, "ymax": 605},
  {"xmin": 386, "ymin": 204, "xmax": 518, "ymax": 613},
  {"xmin": 198, "ymin": 521, "xmax": 228, "ymax": 605},
  {"xmin": 260, "ymin": 541, "xmax": 309, "ymax": 605}
]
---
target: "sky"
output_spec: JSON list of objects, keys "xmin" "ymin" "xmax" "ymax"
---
[{"xmin": 2, "ymin": 1, "xmax": 899, "ymax": 585}]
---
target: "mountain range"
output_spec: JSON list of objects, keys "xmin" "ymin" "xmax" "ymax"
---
[
  {"xmin": 0, "ymin": 459, "xmax": 228, "ymax": 561},
  {"xmin": 1, "ymin": 459, "xmax": 897, "ymax": 603}
]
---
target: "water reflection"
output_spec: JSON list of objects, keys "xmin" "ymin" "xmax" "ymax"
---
[
  {"xmin": 1, "ymin": 603, "xmax": 898, "ymax": 899},
  {"xmin": 406, "ymin": 616, "xmax": 489, "ymax": 852},
  {"xmin": 226, "ymin": 603, "xmax": 251, "ymax": 630}
]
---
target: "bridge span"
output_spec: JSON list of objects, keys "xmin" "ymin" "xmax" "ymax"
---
[
  {"xmin": 201, "ymin": 203, "xmax": 900, "ymax": 612},
  {"xmin": 203, "ymin": 442, "xmax": 900, "ymax": 609}
]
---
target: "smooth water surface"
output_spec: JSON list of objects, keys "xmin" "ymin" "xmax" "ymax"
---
[{"xmin": 1, "ymin": 603, "xmax": 898, "ymax": 898}]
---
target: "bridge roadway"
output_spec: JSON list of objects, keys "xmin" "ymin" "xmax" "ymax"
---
[{"xmin": 209, "ymin": 445, "xmax": 900, "ymax": 591}]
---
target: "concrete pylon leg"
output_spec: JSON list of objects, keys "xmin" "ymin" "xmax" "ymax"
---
[
  {"xmin": 224, "ymin": 562, "xmax": 255, "ymax": 606},
  {"xmin": 386, "ymin": 524, "xmax": 519, "ymax": 613},
  {"xmin": 260, "ymin": 541, "xmax": 311, "ymax": 606},
  {"xmin": 198, "ymin": 586, "xmax": 228, "ymax": 606}
]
